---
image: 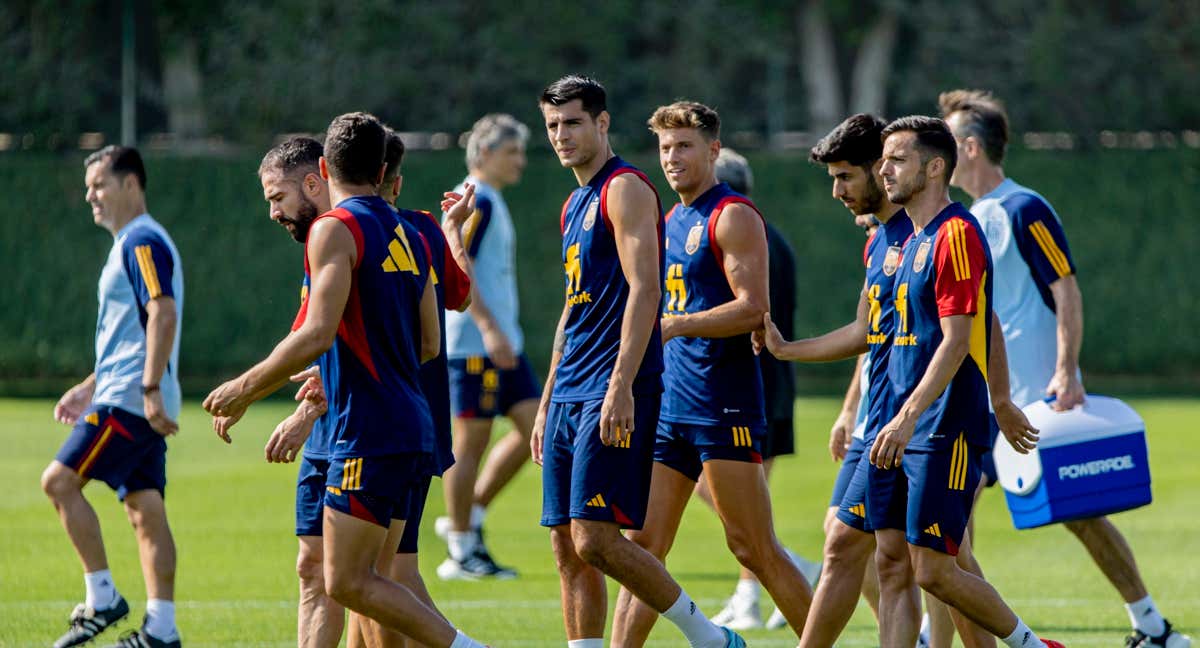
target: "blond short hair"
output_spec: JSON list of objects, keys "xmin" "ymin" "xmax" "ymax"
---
[{"xmin": 647, "ymin": 101, "xmax": 721, "ymax": 140}]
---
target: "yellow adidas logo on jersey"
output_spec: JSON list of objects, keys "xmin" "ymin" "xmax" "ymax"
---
[
  {"xmin": 586, "ymin": 494, "xmax": 607, "ymax": 508},
  {"xmin": 85, "ymin": 412, "xmax": 100, "ymax": 426},
  {"xmin": 382, "ymin": 224, "xmax": 420, "ymax": 274},
  {"xmin": 925, "ymin": 523, "xmax": 942, "ymax": 538},
  {"xmin": 846, "ymin": 503, "xmax": 865, "ymax": 518}
]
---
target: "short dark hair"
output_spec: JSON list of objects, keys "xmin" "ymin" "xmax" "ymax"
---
[
  {"xmin": 882, "ymin": 115, "xmax": 958, "ymax": 179},
  {"xmin": 539, "ymin": 75, "xmax": 607, "ymax": 118},
  {"xmin": 809, "ymin": 113, "xmax": 888, "ymax": 167},
  {"xmin": 85, "ymin": 145, "xmax": 147, "ymax": 190},
  {"xmin": 323, "ymin": 112, "xmax": 387, "ymax": 186},
  {"xmin": 938, "ymin": 89, "xmax": 1009, "ymax": 164},
  {"xmin": 258, "ymin": 136, "xmax": 323, "ymax": 179},
  {"xmin": 382, "ymin": 129, "xmax": 406, "ymax": 186}
]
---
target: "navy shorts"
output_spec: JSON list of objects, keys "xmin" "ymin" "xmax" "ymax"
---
[
  {"xmin": 654, "ymin": 420, "xmax": 764, "ymax": 482},
  {"xmin": 864, "ymin": 433, "xmax": 982, "ymax": 555},
  {"xmin": 540, "ymin": 395, "xmax": 659, "ymax": 530},
  {"xmin": 449, "ymin": 354, "xmax": 541, "ymax": 419},
  {"xmin": 295, "ymin": 455, "xmax": 329, "ymax": 536},
  {"xmin": 760, "ymin": 419, "xmax": 795, "ymax": 459},
  {"xmin": 829, "ymin": 436, "xmax": 869, "ymax": 507},
  {"xmin": 55, "ymin": 404, "xmax": 167, "ymax": 501},
  {"xmin": 395, "ymin": 475, "xmax": 431, "ymax": 554},
  {"xmin": 979, "ymin": 415, "xmax": 1001, "ymax": 487},
  {"xmin": 324, "ymin": 453, "xmax": 434, "ymax": 529}
]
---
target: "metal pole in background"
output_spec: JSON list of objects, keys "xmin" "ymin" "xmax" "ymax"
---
[{"xmin": 121, "ymin": 0, "xmax": 136, "ymax": 146}]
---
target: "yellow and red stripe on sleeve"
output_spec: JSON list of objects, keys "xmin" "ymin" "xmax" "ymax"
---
[
  {"xmin": 934, "ymin": 217, "xmax": 987, "ymax": 318},
  {"xmin": 1028, "ymin": 220, "xmax": 1073, "ymax": 278}
]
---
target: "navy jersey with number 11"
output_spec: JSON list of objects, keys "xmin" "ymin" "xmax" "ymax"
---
[
  {"xmin": 661, "ymin": 182, "xmax": 765, "ymax": 426},
  {"xmin": 552, "ymin": 156, "xmax": 664, "ymax": 403},
  {"xmin": 861, "ymin": 213, "xmax": 913, "ymax": 440},
  {"xmin": 295, "ymin": 195, "xmax": 435, "ymax": 460}
]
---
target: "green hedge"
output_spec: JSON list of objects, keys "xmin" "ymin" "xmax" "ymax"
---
[{"xmin": 2, "ymin": 146, "xmax": 1197, "ymax": 396}]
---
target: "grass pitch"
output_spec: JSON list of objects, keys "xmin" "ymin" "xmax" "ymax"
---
[{"xmin": 1, "ymin": 396, "xmax": 1196, "ymax": 647}]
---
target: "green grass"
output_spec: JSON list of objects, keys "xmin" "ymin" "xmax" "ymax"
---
[{"xmin": 1, "ymin": 396, "xmax": 1196, "ymax": 647}]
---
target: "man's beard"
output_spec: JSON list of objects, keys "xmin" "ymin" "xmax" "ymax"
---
[
  {"xmin": 888, "ymin": 168, "xmax": 927, "ymax": 205},
  {"xmin": 282, "ymin": 196, "xmax": 320, "ymax": 242},
  {"xmin": 858, "ymin": 172, "xmax": 887, "ymax": 214}
]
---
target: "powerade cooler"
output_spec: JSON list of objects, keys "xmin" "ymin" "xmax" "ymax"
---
[{"xmin": 992, "ymin": 395, "xmax": 1152, "ymax": 530}]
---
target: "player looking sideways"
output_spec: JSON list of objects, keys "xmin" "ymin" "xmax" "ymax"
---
[
  {"xmin": 941, "ymin": 89, "xmax": 1191, "ymax": 648},
  {"xmin": 204, "ymin": 112, "xmax": 487, "ymax": 648},
  {"xmin": 44, "ymin": 145, "xmax": 184, "ymax": 648},
  {"xmin": 534, "ymin": 76, "xmax": 743, "ymax": 648},
  {"xmin": 610, "ymin": 101, "xmax": 813, "ymax": 646},
  {"xmin": 436, "ymin": 113, "xmax": 539, "ymax": 581}
]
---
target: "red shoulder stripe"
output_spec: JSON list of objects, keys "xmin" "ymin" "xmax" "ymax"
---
[{"xmin": 707, "ymin": 195, "xmax": 764, "ymax": 269}]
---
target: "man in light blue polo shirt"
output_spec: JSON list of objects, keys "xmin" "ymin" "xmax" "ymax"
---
[
  {"xmin": 42, "ymin": 146, "xmax": 184, "ymax": 648},
  {"xmin": 437, "ymin": 113, "xmax": 541, "ymax": 579},
  {"xmin": 942, "ymin": 89, "xmax": 1190, "ymax": 648}
]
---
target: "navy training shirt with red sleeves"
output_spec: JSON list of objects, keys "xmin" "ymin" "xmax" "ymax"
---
[
  {"xmin": 295, "ymin": 195, "xmax": 435, "ymax": 460},
  {"xmin": 397, "ymin": 206, "xmax": 470, "ymax": 475},
  {"xmin": 888, "ymin": 202, "xmax": 994, "ymax": 451},
  {"xmin": 552, "ymin": 156, "xmax": 664, "ymax": 403},
  {"xmin": 660, "ymin": 182, "xmax": 765, "ymax": 427}
]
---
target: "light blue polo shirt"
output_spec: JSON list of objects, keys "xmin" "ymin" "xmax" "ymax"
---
[{"xmin": 93, "ymin": 214, "xmax": 184, "ymax": 420}]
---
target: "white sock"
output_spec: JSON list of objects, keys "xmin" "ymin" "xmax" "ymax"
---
[
  {"xmin": 662, "ymin": 590, "xmax": 726, "ymax": 648},
  {"xmin": 1001, "ymin": 618, "xmax": 1042, "ymax": 648},
  {"xmin": 1126, "ymin": 595, "xmax": 1167, "ymax": 637},
  {"xmin": 447, "ymin": 531, "xmax": 478, "ymax": 561},
  {"xmin": 733, "ymin": 577, "xmax": 759, "ymax": 602},
  {"xmin": 449, "ymin": 629, "xmax": 486, "ymax": 648},
  {"xmin": 143, "ymin": 599, "xmax": 178, "ymax": 641},
  {"xmin": 470, "ymin": 504, "xmax": 487, "ymax": 530},
  {"xmin": 84, "ymin": 569, "xmax": 117, "ymax": 610},
  {"xmin": 567, "ymin": 640, "xmax": 604, "ymax": 648}
]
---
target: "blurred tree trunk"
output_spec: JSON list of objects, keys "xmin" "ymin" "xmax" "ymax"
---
[
  {"xmin": 800, "ymin": 0, "xmax": 843, "ymax": 135},
  {"xmin": 162, "ymin": 37, "xmax": 205, "ymax": 139},
  {"xmin": 849, "ymin": 8, "xmax": 898, "ymax": 118}
]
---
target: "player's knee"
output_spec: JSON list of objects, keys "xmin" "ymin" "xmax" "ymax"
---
[
  {"xmin": 724, "ymin": 530, "xmax": 770, "ymax": 574},
  {"xmin": 297, "ymin": 548, "xmax": 324, "ymax": 587},
  {"xmin": 40, "ymin": 463, "xmax": 77, "ymax": 500},
  {"xmin": 825, "ymin": 524, "xmax": 872, "ymax": 568},
  {"xmin": 323, "ymin": 566, "xmax": 366, "ymax": 608},
  {"xmin": 570, "ymin": 522, "xmax": 615, "ymax": 569},
  {"xmin": 624, "ymin": 528, "xmax": 668, "ymax": 560},
  {"xmin": 550, "ymin": 526, "xmax": 588, "ymax": 575},
  {"xmin": 874, "ymin": 547, "xmax": 913, "ymax": 588}
]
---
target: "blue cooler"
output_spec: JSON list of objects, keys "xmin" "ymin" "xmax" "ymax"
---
[{"xmin": 992, "ymin": 395, "xmax": 1152, "ymax": 530}]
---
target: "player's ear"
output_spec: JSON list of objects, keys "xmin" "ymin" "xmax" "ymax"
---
[
  {"xmin": 374, "ymin": 164, "xmax": 386, "ymax": 187},
  {"xmin": 318, "ymin": 157, "xmax": 330, "ymax": 181},
  {"xmin": 303, "ymin": 172, "xmax": 322, "ymax": 199},
  {"xmin": 928, "ymin": 154, "xmax": 946, "ymax": 182},
  {"xmin": 394, "ymin": 175, "xmax": 403, "ymax": 197},
  {"xmin": 710, "ymin": 138, "xmax": 721, "ymax": 162},
  {"xmin": 596, "ymin": 110, "xmax": 610, "ymax": 135}
]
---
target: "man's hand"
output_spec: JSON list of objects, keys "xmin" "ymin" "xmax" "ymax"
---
[
  {"xmin": 1045, "ymin": 370, "xmax": 1085, "ymax": 411},
  {"xmin": 829, "ymin": 410, "xmax": 855, "ymax": 461},
  {"xmin": 143, "ymin": 389, "xmax": 179, "ymax": 437},
  {"xmin": 870, "ymin": 414, "xmax": 914, "ymax": 469},
  {"xmin": 291, "ymin": 367, "xmax": 326, "ymax": 409},
  {"xmin": 762, "ymin": 312, "xmax": 787, "ymax": 357},
  {"xmin": 213, "ymin": 411, "xmax": 244, "ymax": 444},
  {"xmin": 203, "ymin": 378, "xmax": 250, "ymax": 421},
  {"xmin": 265, "ymin": 405, "xmax": 319, "ymax": 464},
  {"xmin": 599, "ymin": 382, "xmax": 634, "ymax": 447},
  {"xmin": 660, "ymin": 316, "xmax": 678, "ymax": 343},
  {"xmin": 482, "ymin": 327, "xmax": 517, "ymax": 370},
  {"xmin": 441, "ymin": 183, "xmax": 477, "ymax": 229},
  {"xmin": 531, "ymin": 406, "xmax": 548, "ymax": 466},
  {"xmin": 995, "ymin": 399, "xmax": 1039, "ymax": 454},
  {"xmin": 54, "ymin": 380, "xmax": 94, "ymax": 425}
]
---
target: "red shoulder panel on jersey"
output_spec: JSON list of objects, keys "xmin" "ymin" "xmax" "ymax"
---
[
  {"xmin": 559, "ymin": 196, "xmax": 571, "ymax": 235},
  {"xmin": 933, "ymin": 216, "xmax": 987, "ymax": 317},
  {"xmin": 600, "ymin": 167, "xmax": 661, "ymax": 234},
  {"xmin": 864, "ymin": 229, "xmax": 878, "ymax": 268},
  {"xmin": 314, "ymin": 208, "xmax": 365, "ymax": 269},
  {"xmin": 665, "ymin": 204, "xmax": 678, "ymax": 223},
  {"xmin": 707, "ymin": 196, "xmax": 764, "ymax": 270}
]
